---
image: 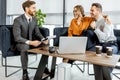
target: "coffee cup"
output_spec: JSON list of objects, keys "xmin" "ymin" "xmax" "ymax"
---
[
  {"xmin": 106, "ymin": 47, "xmax": 113, "ymax": 58},
  {"xmin": 96, "ymin": 46, "xmax": 102, "ymax": 56}
]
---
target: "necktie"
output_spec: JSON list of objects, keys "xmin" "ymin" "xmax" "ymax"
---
[
  {"xmin": 27, "ymin": 18, "xmax": 31, "ymax": 39},
  {"xmin": 28, "ymin": 18, "xmax": 31, "ymax": 23}
]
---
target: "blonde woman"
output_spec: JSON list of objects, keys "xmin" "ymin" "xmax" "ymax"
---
[{"xmin": 64, "ymin": 5, "xmax": 95, "ymax": 63}]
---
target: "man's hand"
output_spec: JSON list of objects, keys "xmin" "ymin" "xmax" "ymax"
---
[
  {"xmin": 42, "ymin": 40, "xmax": 49, "ymax": 45},
  {"xmin": 29, "ymin": 40, "xmax": 41, "ymax": 47},
  {"xmin": 104, "ymin": 16, "xmax": 112, "ymax": 25},
  {"xmin": 90, "ymin": 21, "xmax": 96, "ymax": 29}
]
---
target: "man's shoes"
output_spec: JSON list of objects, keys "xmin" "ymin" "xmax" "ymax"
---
[
  {"xmin": 44, "ymin": 68, "xmax": 55, "ymax": 79},
  {"xmin": 44, "ymin": 67, "xmax": 50, "ymax": 74},
  {"xmin": 42, "ymin": 77, "xmax": 48, "ymax": 80},
  {"xmin": 22, "ymin": 73, "xmax": 29, "ymax": 80},
  {"xmin": 50, "ymin": 72, "xmax": 54, "ymax": 79},
  {"xmin": 115, "ymin": 65, "xmax": 120, "ymax": 69},
  {"xmin": 22, "ymin": 70, "xmax": 29, "ymax": 80}
]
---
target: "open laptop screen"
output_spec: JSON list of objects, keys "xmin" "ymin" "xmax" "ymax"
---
[{"xmin": 57, "ymin": 37, "xmax": 87, "ymax": 54}]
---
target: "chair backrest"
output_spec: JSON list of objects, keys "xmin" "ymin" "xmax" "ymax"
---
[
  {"xmin": 0, "ymin": 25, "xmax": 49, "ymax": 58},
  {"xmin": 39, "ymin": 27, "xmax": 49, "ymax": 38},
  {"xmin": 0, "ymin": 25, "xmax": 19, "ymax": 58},
  {"xmin": 53, "ymin": 27, "xmax": 68, "ymax": 46}
]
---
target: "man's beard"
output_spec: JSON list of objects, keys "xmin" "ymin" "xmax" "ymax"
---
[{"xmin": 28, "ymin": 11, "xmax": 35, "ymax": 16}]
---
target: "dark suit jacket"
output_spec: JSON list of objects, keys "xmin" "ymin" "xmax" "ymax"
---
[{"xmin": 13, "ymin": 14, "xmax": 44, "ymax": 51}]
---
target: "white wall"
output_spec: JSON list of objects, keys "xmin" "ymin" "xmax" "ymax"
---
[
  {"xmin": 7, "ymin": 0, "xmax": 63, "ymax": 25},
  {"xmin": 65, "ymin": 0, "xmax": 120, "ymax": 12},
  {"xmin": 7, "ymin": 0, "xmax": 63, "ymax": 15},
  {"xmin": 7, "ymin": 0, "xmax": 120, "ymax": 15},
  {"xmin": 7, "ymin": 0, "xmax": 120, "ymax": 25},
  {"xmin": 65, "ymin": 0, "xmax": 120, "ymax": 25},
  {"xmin": 7, "ymin": 0, "xmax": 24, "ymax": 15}
]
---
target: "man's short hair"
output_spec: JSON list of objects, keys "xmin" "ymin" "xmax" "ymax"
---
[
  {"xmin": 22, "ymin": 0, "xmax": 36, "ymax": 11},
  {"xmin": 92, "ymin": 3, "xmax": 102, "ymax": 12}
]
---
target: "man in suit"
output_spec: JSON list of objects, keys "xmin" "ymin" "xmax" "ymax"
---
[
  {"xmin": 89, "ymin": 3, "xmax": 118, "ymax": 80},
  {"xmin": 13, "ymin": 1, "xmax": 48, "ymax": 80}
]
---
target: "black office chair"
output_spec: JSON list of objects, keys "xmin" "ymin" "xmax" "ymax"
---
[
  {"xmin": 53, "ymin": 27, "xmax": 85, "ymax": 73},
  {"xmin": 0, "ymin": 25, "xmax": 49, "ymax": 77}
]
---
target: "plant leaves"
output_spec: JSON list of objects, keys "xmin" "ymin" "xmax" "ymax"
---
[{"xmin": 35, "ymin": 9, "xmax": 46, "ymax": 27}]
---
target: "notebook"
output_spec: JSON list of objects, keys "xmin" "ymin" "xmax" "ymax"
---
[{"xmin": 57, "ymin": 37, "xmax": 87, "ymax": 54}]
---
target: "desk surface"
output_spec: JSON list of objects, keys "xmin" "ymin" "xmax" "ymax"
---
[{"xmin": 28, "ymin": 46, "xmax": 120, "ymax": 67}]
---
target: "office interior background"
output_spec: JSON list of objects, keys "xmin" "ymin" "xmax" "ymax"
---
[
  {"xmin": 0, "ymin": 0, "xmax": 120, "ymax": 28},
  {"xmin": 0, "ymin": 0, "xmax": 120, "ymax": 80},
  {"xmin": 0, "ymin": 0, "xmax": 119, "ymax": 46}
]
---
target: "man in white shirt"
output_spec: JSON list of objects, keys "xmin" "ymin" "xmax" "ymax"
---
[
  {"xmin": 89, "ymin": 3, "xmax": 118, "ymax": 80},
  {"xmin": 90, "ymin": 3, "xmax": 118, "ymax": 54}
]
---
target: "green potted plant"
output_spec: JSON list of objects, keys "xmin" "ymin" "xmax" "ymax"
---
[{"xmin": 35, "ymin": 9, "xmax": 46, "ymax": 27}]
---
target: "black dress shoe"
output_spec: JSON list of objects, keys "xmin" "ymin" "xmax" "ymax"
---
[
  {"xmin": 115, "ymin": 65, "xmax": 120, "ymax": 69},
  {"xmin": 50, "ymin": 72, "xmax": 54, "ymax": 79},
  {"xmin": 22, "ymin": 73, "xmax": 29, "ymax": 80},
  {"xmin": 44, "ymin": 67, "xmax": 50, "ymax": 74},
  {"xmin": 42, "ymin": 77, "xmax": 48, "ymax": 80}
]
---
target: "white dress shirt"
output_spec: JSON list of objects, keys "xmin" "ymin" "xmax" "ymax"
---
[{"xmin": 94, "ymin": 16, "xmax": 116, "ymax": 43}]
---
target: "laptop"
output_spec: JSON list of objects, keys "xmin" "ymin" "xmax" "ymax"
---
[{"xmin": 57, "ymin": 37, "xmax": 88, "ymax": 54}]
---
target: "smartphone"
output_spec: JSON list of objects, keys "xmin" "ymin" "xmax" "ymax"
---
[
  {"xmin": 41, "ymin": 38, "xmax": 48, "ymax": 42},
  {"xmin": 41, "ymin": 35, "xmax": 56, "ymax": 42}
]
